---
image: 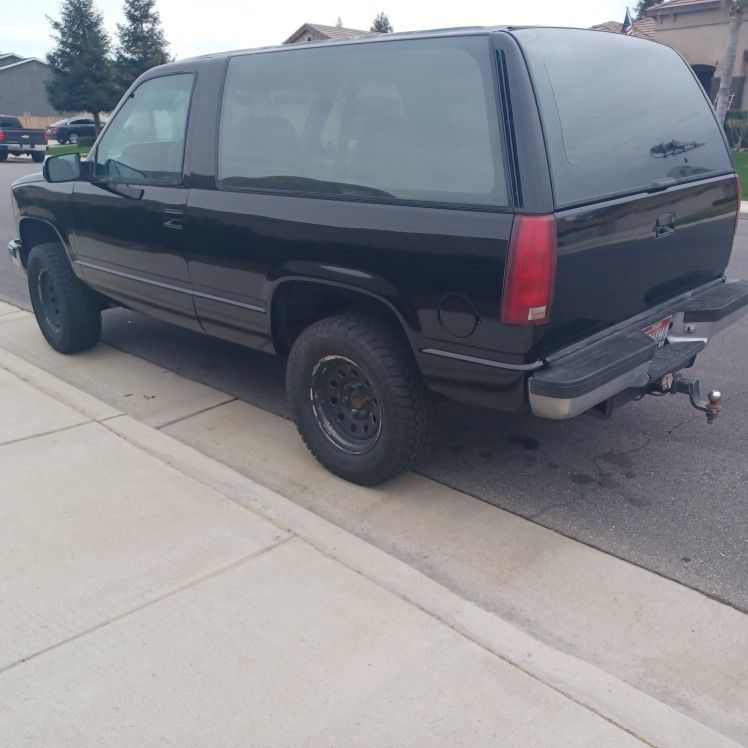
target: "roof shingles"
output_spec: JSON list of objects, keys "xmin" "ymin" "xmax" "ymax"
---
[
  {"xmin": 590, "ymin": 17, "xmax": 656, "ymax": 40},
  {"xmin": 284, "ymin": 23, "xmax": 381, "ymax": 44}
]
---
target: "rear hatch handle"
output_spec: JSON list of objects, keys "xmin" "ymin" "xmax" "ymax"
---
[{"xmin": 655, "ymin": 212, "xmax": 676, "ymax": 239}]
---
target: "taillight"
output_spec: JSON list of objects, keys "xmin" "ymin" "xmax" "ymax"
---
[
  {"xmin": 501, "ymin": 214, "xmax": 557, "ymax": 325},
  {"xmin": 43, "ymin": 132, "xmax": 48, "ymax": 144},
  {"xmin": 733, "ymin": 173, "xmax": 741, "ymax": 245},
  {"xmin": 0, "ymin": 129, "xmax": 5, "ymax": 143}
]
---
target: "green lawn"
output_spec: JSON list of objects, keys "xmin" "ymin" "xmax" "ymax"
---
[
  {"xmin": 734, "ymin": 151, "xmax": 748, "ymax": 197},
  {"xmin": 45, "ymin": 144, "xmax": 91, "ymax": 158}
]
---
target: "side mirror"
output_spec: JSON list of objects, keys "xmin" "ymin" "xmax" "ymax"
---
[{"xmin": 43, "ymin": 152, "xmax": 81, "ymax": 183}]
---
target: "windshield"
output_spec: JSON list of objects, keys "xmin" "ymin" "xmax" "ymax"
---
[{"xmin": 514, "ymin": 28, "xmax": 733, "ymax": 207}]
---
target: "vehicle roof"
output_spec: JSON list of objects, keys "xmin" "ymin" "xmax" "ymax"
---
[{"xmin": 152, "ymin": 25, "xmax": 651, "ymax": 74}]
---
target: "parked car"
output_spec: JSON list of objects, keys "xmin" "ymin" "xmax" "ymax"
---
[
  {"xmin": 8, "ymin": 27, "xmax": 748, "ymax": 485},
  {"xmin": 0, "ymin": 115, "xmax": 46, "ymax": 162},
  {"xmin": 46, "ymin": 117, "xmax": 104, "ymax": 144}
]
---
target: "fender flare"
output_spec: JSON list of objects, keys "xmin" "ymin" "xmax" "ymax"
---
[
  {"xmin": 18, "ymin": 216, "xmax": 77, "ymax": 271},
  {"xmin": 267, "ymin": 271, "xmax": 421, "ymax": 335}
]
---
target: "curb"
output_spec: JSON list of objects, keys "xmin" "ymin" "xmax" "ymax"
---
[{"xmin": 0, "ymin": 345, "xmax": 739, "ymax": 747}]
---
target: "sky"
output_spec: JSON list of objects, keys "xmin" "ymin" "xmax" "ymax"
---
[{"xmin": 2, "ymin": 0, "xmax": 633, "ymax": 61}]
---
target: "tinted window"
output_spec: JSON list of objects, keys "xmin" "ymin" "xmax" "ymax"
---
[
  {"xmin": 516, "ymin": 29, "xmax": 733, "ymax": 207},
  {"xmin": 94, "ymin": 74, "xmax": 194, "ymax": 184},
  {"xmin": 0, "ymin": 117, "xmax": 22, "ymax": 128},
  {"xmin": 218, "ymin": 37, "xmax": 507, "ymax": 206}
]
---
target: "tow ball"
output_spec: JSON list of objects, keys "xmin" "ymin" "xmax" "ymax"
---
[{"xmin": 653, "ymin": 373, "xmax": 722, "ymax": 424}]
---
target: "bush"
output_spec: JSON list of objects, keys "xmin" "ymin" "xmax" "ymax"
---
[{"xmin": 725, "ymin": 109, "xmax": 748, "ymax": 149}]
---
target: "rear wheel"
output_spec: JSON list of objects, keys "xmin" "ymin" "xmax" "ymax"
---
[
  {"xmin": 287, "ymin": 313, "xmax": 432, "ymax": 485},
  {"xmin": 0, "ymin": 151, "xmax": 7, "ymax": 162},
  {"xmin": 27, "ymin": 242, "xmax": 101, "ymax": 353},
  {"xmin": 31, "ymin": 152, "xmax": 44, "ymax": 163},
  {"xmin": 69, "ymin": 133, "xmax": 78, "ymax": 144}
]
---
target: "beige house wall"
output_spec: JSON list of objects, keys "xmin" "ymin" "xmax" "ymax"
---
[{"xmin": 652, "ymin": 6, "xmax": 747, "ymax": 78}]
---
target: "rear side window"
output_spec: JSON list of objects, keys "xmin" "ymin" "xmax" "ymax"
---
[
  {"xmin": 218, "ymin": 37, "xmax": 507, "ymax": 206},
  {"xmin": 515, "ymin": 29, "xmax": 733, "ymax": 207}
]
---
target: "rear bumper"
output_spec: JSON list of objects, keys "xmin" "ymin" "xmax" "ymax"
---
[
  {"xmin": 528, "ymin": 279, "xmax": 748, "ymax": 419},
  {"xmin": 0, "ymin": 144, "xmax": 46, "ymax": 154}
]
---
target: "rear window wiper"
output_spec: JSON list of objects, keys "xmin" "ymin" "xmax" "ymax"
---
[{"xmin": 650, "ymin": 140, "xmax": 705, "ymax": 158}]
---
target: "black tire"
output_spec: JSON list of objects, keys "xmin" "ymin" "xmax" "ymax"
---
[
  {"xmin": 0, "ymin": 151, "xmax": 7, "ymax": 162},
  {"xmin": 287, "ymin": 313, "xmax": 432, "ymax": 485},
  {"xmin": 27, "ymin": 242, "xmax": 101, "ymax": 353},
  {"xmin": 58, "ymin": 135, "xmax": 68, "ymax": 145},
  {"xmin": 31, "ymin": 152, "xmax": 44, "ymax": 163}
]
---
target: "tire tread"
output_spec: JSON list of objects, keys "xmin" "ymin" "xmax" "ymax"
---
[{"xmin": 287, "ymin": 313, "xmax": 432, "ymax": 485}]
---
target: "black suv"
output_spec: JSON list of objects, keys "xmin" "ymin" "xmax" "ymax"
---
[{"xmin": 9, "ymin": 27, "xmax": 748, "ymax": 484}]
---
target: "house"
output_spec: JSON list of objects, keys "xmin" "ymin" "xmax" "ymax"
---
[
  {"xmin": 0, "ymin": 53, "xmax": 58, "ymax": 117},
  {"xmin": 646, "ymin": 0, "xmax": 745, "ymax": 106},
  {"xmin": 284, "ymin": 23, "xmax": 381, "ymax": 44}
]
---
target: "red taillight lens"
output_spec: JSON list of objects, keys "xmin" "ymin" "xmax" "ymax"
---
[
  {"xmin": 501, "ymin": 214, "xmax": 557, "ymax": 325},
  {"xmin": 43, "ymin": 132, "xmax": 48, "ymax": 144},
  {"xmin": 0, "ymin": 129, "xmax": 5, "ymax": 143},
  {"xmin": 733, "ymin": 173, "xmax": 741, "ymax": 244}
]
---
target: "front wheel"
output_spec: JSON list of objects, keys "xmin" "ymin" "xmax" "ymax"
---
[
  {"xmin": 27, "ymin": 243, "xmax": 102, "ymax": 353},
  {"xmin": 286, "ymin": 313, "xmax": 432, "ymax": 485}
]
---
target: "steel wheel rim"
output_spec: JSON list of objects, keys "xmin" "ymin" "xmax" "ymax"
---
[
  {"xmin": 38, "ymin": 269, "xmax": 62, "ymax": 332},
  {"xmin": 310, "ymin": 355, "xmax": 382, "ymax": 455}
]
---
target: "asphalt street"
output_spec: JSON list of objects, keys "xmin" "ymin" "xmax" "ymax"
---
[{"xmin": 1, "ymin": 158, "xmax": 746, "ymax": 610}]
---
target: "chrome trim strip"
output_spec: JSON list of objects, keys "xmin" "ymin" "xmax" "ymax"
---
[
  {"xmin": 420, "ymin": 347, "xmax": 544, "ymax": 372},
  {"xmin": 75, "ymin": 260, "xmax": 266, "ymax": 313}
]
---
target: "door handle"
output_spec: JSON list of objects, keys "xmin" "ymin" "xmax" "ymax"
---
[
  {"xmin": 163, "ymin": 209, "xmax": 183, "ymax": 231},
  {"xmin": 655, "ymin": 213, "xmax": 676, "ymax": 238}
]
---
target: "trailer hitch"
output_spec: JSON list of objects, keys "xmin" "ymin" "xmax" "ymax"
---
[{"xmin": 664, "ymin": 374, "xmax": 722, "ymax": 424}]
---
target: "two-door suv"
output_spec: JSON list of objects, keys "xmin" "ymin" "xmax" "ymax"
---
[{"xmin": 8, "ymin": 27, "xmax": 748, "ymax": 484}]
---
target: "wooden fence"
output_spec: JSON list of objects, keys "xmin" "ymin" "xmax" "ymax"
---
[{"xmin": 19, "ymin": 114, "xmax": 92, "ymax": 129}]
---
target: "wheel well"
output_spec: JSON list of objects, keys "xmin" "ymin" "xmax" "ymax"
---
[
  {"xmin": 19, "ymin": 220, "xmax": 62, "ymax": 267},
  {"xmin": 271, "ymin": 281, "xmax": 411, "ymax": 356}
]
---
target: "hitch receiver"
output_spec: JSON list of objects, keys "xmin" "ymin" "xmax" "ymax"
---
[{"xmin": 668, "ymin": 375, "xmax": 722, "ymax": 424}]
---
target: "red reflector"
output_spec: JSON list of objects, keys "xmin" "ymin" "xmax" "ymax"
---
[
  {"xmin": 43, "ymin": 131, "xmax": 48, "ymax": 144},
  {"xmin": 501, "ymin": 214, "xmax": 557, "ymax": 325},
  {"xmin": 0, "ymin": 129, "xmax": 5, "ymax": 143}
]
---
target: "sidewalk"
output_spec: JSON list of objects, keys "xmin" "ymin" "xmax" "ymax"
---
[{"xmin": 0, "ymin": 315, "xmax": 742, "ymax": 745}]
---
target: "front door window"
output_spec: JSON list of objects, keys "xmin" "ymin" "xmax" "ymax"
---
[{"xmin": 94, "ymin": 73, "xmax": 194, "ymax": 185}]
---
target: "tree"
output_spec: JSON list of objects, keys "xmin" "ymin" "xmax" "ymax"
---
[
  {"xmin": 46, "ymin": 0, "xmax": 119, "ymax": 130},
  {"xmin": 634, "ymin": 0, "xmax": 664, "ymax": 20},
  {"xmin": 715, "ymin": 1, "xmax": 748, "ymax": 125},
  {"xmin": 371, "ymin": 11, "xmax": 393, "ymax": 33},
  {"xmin": 335, "ymin": 17, "xmax": 343, "ymax": 28},
  {"xmin": 115, "ymin": 0, "xmax": 170, "ymax": 96}
]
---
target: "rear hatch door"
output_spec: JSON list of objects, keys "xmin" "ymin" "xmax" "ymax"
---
[{"xmin": 512, "ymin": 28, "xmax": 738, "ymax": 355}]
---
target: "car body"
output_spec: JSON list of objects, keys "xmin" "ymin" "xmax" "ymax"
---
[
  {"xmin": 46, "ymin": 117, "xmax": 105, "ymax": 144},
  {"xmin": 8, "ymin": 26, "xmax": 748, "ymax": 484},
  {"xmin": 0, "ymin": 115, "xmax": 46, "ymax": 162}
]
